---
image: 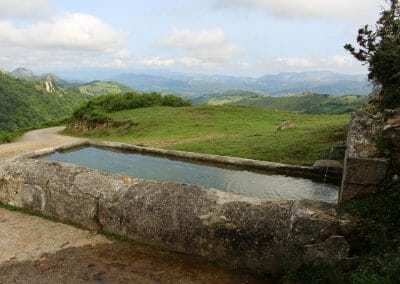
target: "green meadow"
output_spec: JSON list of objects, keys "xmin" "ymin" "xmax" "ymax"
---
[{"xmin": 65, "ymin": 105, "xmax": 350, "ymax": 165}]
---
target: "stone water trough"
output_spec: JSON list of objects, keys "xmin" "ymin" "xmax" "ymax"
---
[{"xmin": 0, "ymin": 140, "xmax": 355, "ymax": 274}]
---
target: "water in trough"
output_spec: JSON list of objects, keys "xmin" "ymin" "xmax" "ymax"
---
[{"xmin": 43, "ymin": 147, "xmax": 338, "ymax": 203}]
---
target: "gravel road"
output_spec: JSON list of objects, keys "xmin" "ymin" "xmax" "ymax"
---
[{"xmin": 0, "ymin": 127, "xmax": 82, "ymax": 160}]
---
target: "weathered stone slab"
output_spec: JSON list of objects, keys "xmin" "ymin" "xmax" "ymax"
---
[
  {"xmin": 0, "ymin": 159, "xmax": 121, "ymax": 230},
  {"xmin": 339, "ymin": 113, "xmax": 389, "ymax": 202},
  {"xmin": 313, "ymin": 160, "xmax": 343, "ymax": 176},
  {"xmin": 342, "ymin": 157, "xmax": 388, "ymax": 185},
  {"xmin": 0, "ymin": 158, "xmax": 354, "ymax": 274}
]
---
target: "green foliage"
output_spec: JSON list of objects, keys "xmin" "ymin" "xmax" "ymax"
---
[
  {"xmin": 86, "ymin": 110, "xmax": 110, "ymax": 126},
  {"xmin": 65, "ymin": 105, "xmax": 349, "ymax": 166},
  {"xmin": 161, "ymin": 94, "xmax": 192, "ymax": 107},
  {"xmin": 72, "ymin": 92, "xmax": 191, "ymax": 123},
  {"xmin": 345, "ymin": 0, "xmax": 400, "ymax": 107},
  {"xmin": 0, "ymin": 73, "xmax": 88, "ymax": 132},
  {"xmin": 231, "ymin": 94, "xmax": 368, "ymax": 114},
  {"xmin": 0, "ymin": 130, "xmax": 13, "ymax": 143},
  {"xmin": 78, "ymin": 81, "xmax": 133, "ymax": 96}
]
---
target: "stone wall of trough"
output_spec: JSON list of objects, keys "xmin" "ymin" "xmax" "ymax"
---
[
  {"xmin": 0, "ymin": 155, "xmax": 354, "ymax": 274},
  {"xmin": 340, "ymin": 112, "xmax": 390, "ymax": 202}
]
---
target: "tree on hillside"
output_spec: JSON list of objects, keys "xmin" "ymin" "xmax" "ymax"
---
[{"xmin": 345, "ymin": 0, "xmax": 400, "ymax": 107}]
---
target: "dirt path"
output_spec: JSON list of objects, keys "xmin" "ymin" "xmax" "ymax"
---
[
  {"xmin": 0, "ymin": 128, "xmax": 269, "ymax": 283},
  {"xmin": 0, "ymin": 209, "xmax": 266, "ymax": 284},
  {"xmin": 0, "ymin": 127, "xmax": 83, "ymax": 160}
]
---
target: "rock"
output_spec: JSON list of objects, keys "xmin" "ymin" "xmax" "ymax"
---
[
  {"xmin": 277, "ymin": 121, "xmax": 296, "ymax": 131},
  {"xmin": 382, "ymin": 124, "xmax": 400, "ymax": 150},
  {"xmin": 304, "ymin": 236, "xmax": 350, "ymax": 266},
  {"xmin": 372, "ymin": 112, "xmax": 384, "ymax": 121},
  {"xmin": 387, "ymin": 116, "xmax": 400, "ymax": 125},
  {"xmin": 0, "ymin": 158, "xmax": 354, "ymax": 274},
  {"xmin": 383, "ymin": 124, "xmax": 392, "ymax": 131},
  {"xmin": 340, "ymin": 157, "xmax": 389, "ymax": 200}
]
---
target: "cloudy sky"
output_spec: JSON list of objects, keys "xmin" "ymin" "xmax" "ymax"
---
[{"xmin": 0, "ymin": 0, "xmax": 385, "ymax": 76}]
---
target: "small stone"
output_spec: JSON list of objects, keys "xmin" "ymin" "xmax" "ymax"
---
[
  {"xmin": 383, "ymin": 124, "xmax": 392, "ymax": 131},
  {"xmin": 277, "ymin": 121, "xmax": 296, "ymax": 131},
  {"xmin": 122, "ymin": 176, "xmax": 132, "ymax": 184}
]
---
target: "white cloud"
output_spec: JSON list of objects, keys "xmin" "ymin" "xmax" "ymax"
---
[
  {"xmin": 249, "ymin": 55, "xmax": 367, "ymax": 75},
  {"xmin": 214, "ymin": 0, "xmax": 382, "ymax": 20},
  {"xmin": 157, "ymin": 26, "xmax": 244, "ymax": 62},
  {"xmin": 0, "ymin": 0, "xmax": 50, "ymax": 19},
  {"xmin": 176, "ymin": 56, "xmax": 216, "ymax": 68},
  {"xmin": 0, "ymin": 13, "xmax": 131, "ymax": 69},
  {"xmin": 158, "ymin": 27, "xmax": 226, "ymax": 50},
  {"xmin": 135, "ymin": 56, "xmax": 216, "ymax": 70},
  {"xmin": 138, "ymin": 57, "xmax": 175, "ymax": 67},
  {"xmin": 133, "ymin": 54, "xmax": 365, "ymax": 76}
]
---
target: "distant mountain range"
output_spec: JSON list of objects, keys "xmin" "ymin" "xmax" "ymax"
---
[
  {"xmin": 110, "ymin": 70, "xmax": 372, "ymax": 97},
  {"xmin": 4, "ymin": 67, "xmax": 372, "ymax": 97},
  {"xmin": 9, "ymin": 67, "xmax": 74, "ymax": 88}
]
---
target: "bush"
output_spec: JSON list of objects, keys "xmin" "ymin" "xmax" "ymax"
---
[
  {"xmin": 0, "ymin": 130, "xmax": 11, "ymax": 143},
  {"xmin": 161, "ymin": 94, "xmax": 191, "ymax": 107}
]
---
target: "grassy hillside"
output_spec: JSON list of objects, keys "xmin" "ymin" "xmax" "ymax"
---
[
  {"xmin": 231, "ymin": 93, "xmax": 368, "ymax": 114},
  {"xmin": 71, "ymin": 92, "xmax": 191, "ymax": 125},
  {"xmin": 192, "ymin": 90, "xmax": 262, "ymax": 105},
  {"xmin": 0, "ymin": 73, "xmax": 88, "ymax": 133},
  {"xmin": 65, "ymin": 105, "xmax": 350, "ymax": 165},
  {"xmin": 78, "ymin": 81, "xmax": 133, "ymax": 96}
]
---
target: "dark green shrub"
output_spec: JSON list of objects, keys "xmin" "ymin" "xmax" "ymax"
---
[
  {"xmin": 161, "ymin": 94, "xmax": 192, "ymax": 107},
  {"xmin": 71, "ymin": 92, "xmax": 191, "ymax": 122}
]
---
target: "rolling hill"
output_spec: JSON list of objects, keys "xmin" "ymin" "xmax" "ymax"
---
[
  {"xmin": 230, "ymin": 93, "xmax": 368, "ymax": 114},
  {"xmin": 0, "ymin": 72, "xmax": 88, "ymax": 132},
  {"xmin": 78, "ymin": 81, "xmax": 133, "ymax": 96},
  {"xmin": 192, "ymin": 90, "xmax": 263, "ymax": 105}
]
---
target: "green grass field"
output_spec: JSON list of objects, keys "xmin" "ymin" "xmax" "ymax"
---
[{"xmin": 64, "ymin": 105, "xmax": 350, "ymax": 166}]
